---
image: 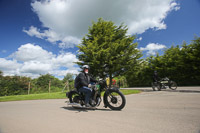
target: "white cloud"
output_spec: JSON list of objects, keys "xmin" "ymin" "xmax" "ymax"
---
[
  {"xmin": 0, "ymin": 58, "xmax": 22, "ymax": 76},
  {"xmin": 0, "ymin": 43, "xmax": 79, "ymax": 78},
  {"xmin": 50, "ymin": 69, "xmax": 79, "ymax": 77},
  {"xmin": 9, "ymin": 43, "xmax": 54, "ymax": 62},
  {"xmin": 0, "ymin": 58, "xmax": 22, "ymax": 71},
  {"xmin": 52, "ymin": 53, "xmax": 78, "ymax": 68},
  {"xmin": 140, "ymin": 43, "xmax": 167, "ymax": 55},
  {"xmin": 137, "ymin": 37, "xmax": 143, "ymax": 41},
  {"xmin": 58, "ymin": 36, "xmax": 81, "ymax": 49},
  {"xmin": 23, "ymin": 0, "xmax": 180, "ymax": 48},
  {"xmin": 23, "ymin": 26, "xmax": 80, "ymax": 48},
  {"xmin": 170, "ymin": 2, "xmax": 180, "ymax": 11},
  {"xmin": 20, "ymin": 61, "xmax": 53, "ymax": 74},
  {"xmin": 23, "ymin": 26, "xmax": 44, "ymax": 39}
]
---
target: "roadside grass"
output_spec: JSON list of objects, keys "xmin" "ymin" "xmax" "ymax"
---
[
  {"xmin": 120, "ymin": 89, "xmax": 140, "ymax": 95},
  {"xmin": 0, "ymin": 92, "xmax": 66, "ymax": 102},
  {"xmin": 0, "ymin": 89, "xmax": 140, "ymax": 102}
]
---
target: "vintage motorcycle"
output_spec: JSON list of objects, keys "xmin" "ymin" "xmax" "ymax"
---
[
  {"xmin": 152, "ymin": 77, "xmax": 177, "ymax": 91},
  {"xmin": 66, "ymin": 79, "xmax": 126, "ymax": 110}
]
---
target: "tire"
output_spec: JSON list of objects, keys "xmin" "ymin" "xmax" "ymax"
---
[
  {"xmin": 156, "ymin": 82, "xmax": 162, "ymax": 91},
  {"xmin": 152, "ymin": 82, "xmax": 156, "ymax": 91},
  {"xmin": 104, "ymin": 89, "xmax": 126, "ymax": 110},
  {"xmin": 157, "ymin": 84, "xmax": 161, "ymax": 91},
  {"xmin": 152, "ymin": 82, "xmax": 161, "ymax": 91},
  {"xmin": 169, "ymin": 81, "xmax": 177, "ymax": 90}
]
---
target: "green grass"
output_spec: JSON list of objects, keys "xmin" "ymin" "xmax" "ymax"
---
[
  {"xmin": 0, "ymin": 92, "xmax": 66, "ymax": 102},
  {"xmin": 0, "ymin": 89, "xmax": 140, "ymax": 102},
  {"xmin": 120, "ymin": 89, "xmax": 141, "ymax": 95}
]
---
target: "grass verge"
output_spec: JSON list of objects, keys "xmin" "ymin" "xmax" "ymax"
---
[{"xmin": 0, "ymin": 89, "xmax": 140, "ymax": 102}]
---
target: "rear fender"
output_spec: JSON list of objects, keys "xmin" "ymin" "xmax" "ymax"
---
[{"xmin": 66, "ymin": 90, "xmax": 79, "ymax": 98}]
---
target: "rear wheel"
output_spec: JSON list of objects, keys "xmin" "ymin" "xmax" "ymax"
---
[
  {"xmin": 152, "ymin": 82, "xmax": 156, "ymax": 91},
  {"xmin": 169, "ymin": 81, "xmax": 177, "ymax": 90},
  {"xmin": 68, "ymin": 91, "xmax": 81, "ymax": 103},
  {"xmin": 104, "ymin": 89, "xmax": 126, "ymax": 110}
]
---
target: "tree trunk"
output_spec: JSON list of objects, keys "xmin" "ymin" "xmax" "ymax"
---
[
  {"xmin": 28, "ymin": 81, "xmax": 31, "ymax": 95},
  {"xmin": 49, "ymin": 80, "xmax": 51, "ymax": 93}
]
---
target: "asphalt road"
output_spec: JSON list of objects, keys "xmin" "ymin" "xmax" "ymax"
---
[{"xmin": 0, "ymin": 87, "xmax": 200, "ymax": 133}]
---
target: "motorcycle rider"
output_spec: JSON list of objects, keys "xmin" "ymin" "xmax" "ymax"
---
[
  {"xmin": 152, "ymin": 70, "xmax": 161, "ymax": 90},
  {"xmin": 153, "ymin": 70, "xmax": 160, "ymax": 83},
  {"xmin": 74, "ymin": 65, "xmax": 97, "ymax": 107}
]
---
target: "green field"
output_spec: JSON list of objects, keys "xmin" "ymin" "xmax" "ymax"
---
[{"xmin": 0, "ymin": 89, "xmax": 140, "ymax": 102}]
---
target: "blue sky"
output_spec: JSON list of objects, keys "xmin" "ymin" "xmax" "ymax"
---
[{"xmin": 0, "ymin": 0, "xmax": 199, "ymax": 78}]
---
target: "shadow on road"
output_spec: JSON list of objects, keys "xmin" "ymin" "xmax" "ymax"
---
[
  {"xmin": 160, "ymin": 89, "xmax": 200, "ymax": 93},
  {"xmin": 135, "ymin": 89, "xmax": 200, "ymax": 93},
  {"xmin": 61, "ymin": 106, "xmax": 113, "ymax": 113},
  {"xmin": 61, "ymin": 106, "xmax": 90, "ymax": 113}
]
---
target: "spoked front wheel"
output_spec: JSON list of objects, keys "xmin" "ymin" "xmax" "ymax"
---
[{"xmin": 104, "ymin": 89, "xmax": 126, "ymax": 110}]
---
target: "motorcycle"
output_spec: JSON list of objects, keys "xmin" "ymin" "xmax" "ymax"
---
[
  {"xmin": 66, "ymin": 79, "xmax": 126, "ymax": 110},
  {"xmin": 152, "ymin": 77, "xmax": 177, "ymax": 91}
]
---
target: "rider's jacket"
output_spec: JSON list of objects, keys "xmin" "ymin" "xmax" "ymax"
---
[
  {"xmin": 74, "ymin": 72, "xmax": 97, "ymax": 89},
  {"xmin": 153, "ymin": 73, "xmax": 160, "ymax": 82}
]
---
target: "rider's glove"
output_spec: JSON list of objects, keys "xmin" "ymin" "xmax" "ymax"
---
[{"xmin": 88, "ymin": 84, "xmax": 92, "ymax": 88}]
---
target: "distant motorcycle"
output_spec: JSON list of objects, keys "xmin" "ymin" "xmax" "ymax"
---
[
  {"xmin": 66, "ymin": 79, "xmax": 126, "ymax": 110},
  {"xmin": 152, "ymin": 77, "xmax": 177, "ymax": 91}
]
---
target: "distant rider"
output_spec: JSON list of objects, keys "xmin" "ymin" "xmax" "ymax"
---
[
  {"xmin": 153, "ymin": 70, "xmax": 160, "ymax": 83},
  {"xmin": 74, "ymin": 65, "xmax": 97, "ymax": 107},
  {"xmin": 152, "ymin": 70, "xmax": 161, "ymax": 90}
]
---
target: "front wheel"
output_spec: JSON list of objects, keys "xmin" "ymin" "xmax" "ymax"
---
[
  {"xmin": 104, "ymin": 89, "xmax": 126, "ymax": 110},
  {"xmin": 169, "ymin": 81, "xmax": 177, "ymax": 90}
]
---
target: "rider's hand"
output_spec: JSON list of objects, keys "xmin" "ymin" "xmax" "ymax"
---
[{"xmin": 88, "ymin": 84, "xmax": 92, "ymax": 88}]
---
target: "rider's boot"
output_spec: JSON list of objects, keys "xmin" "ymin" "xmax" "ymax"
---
[
  {"xmin": 85, "ymin": 103, "xmax": 91, "ymax": 107},
  {"xmin": 90, "ymin": 99, "xmax": 96, "ymax": 106}
]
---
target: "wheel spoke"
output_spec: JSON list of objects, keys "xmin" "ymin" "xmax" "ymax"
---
[{"xmin": 107, "ymin": 92, "xmax": 122, "ymax": 107}]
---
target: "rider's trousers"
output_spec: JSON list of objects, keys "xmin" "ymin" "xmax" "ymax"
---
[{"xmin": 78, "ymin": 86, "xmax": 92, "ymax": 104}]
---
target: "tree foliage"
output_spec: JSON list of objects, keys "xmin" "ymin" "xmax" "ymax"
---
[
  {"xmin": 0, "ymin": 73, "xmax": 31, "ymax": 96},
  {"xmin": 34, "ymin": 74, "xmax": 63, "ymax": 93},
  {"xmin": 63, "ymin": 73, "xmax": 74, "ymax": 83},
  {"xmin": 126, "ymin": 36, "xmax": 200, "ymax": 86},
  {"xmin": 0, "ymin": 72, "xmax": 67, "ymax": 96},
  {"xmin": 77, "ymin": 18, "xmax": 142, "ymax": 86}
]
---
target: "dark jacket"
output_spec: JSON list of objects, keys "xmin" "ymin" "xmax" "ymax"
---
[
  {"xmin": 153, "ymin": 73, "xmax": 160, "ymax": 82},
  {"xmin": 74, "ymin": 72, "xmax": 97, "ymax": 89}
]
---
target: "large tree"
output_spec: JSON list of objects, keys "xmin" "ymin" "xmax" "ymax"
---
[{"xmin": 77, "ymin": 18, "xmax": 142, "ymax": 87}]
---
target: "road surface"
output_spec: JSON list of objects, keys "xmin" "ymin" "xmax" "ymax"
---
[{"xmin": 0, "ymin": 87, "xmax": 200, "ymax": 133}]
